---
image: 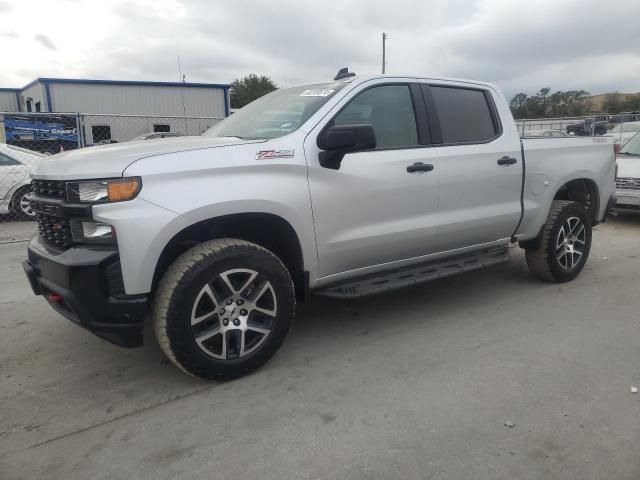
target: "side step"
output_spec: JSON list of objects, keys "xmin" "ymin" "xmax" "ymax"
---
[{"xmin": 315, "ymin": 245, "xmax": 510, "ymax": 299}]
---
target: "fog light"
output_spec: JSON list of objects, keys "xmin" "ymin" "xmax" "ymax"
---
[{"xmin": 71, "ymin": 221, "xmax": 115, "ymax": 244}]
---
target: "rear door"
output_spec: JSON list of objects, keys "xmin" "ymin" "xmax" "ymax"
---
[{"xmin": 422, "ymin": 84, "xmax": 523, "ymax": 251}]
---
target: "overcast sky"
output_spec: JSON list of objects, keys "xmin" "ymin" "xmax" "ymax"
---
[{"xmin": 1, "ymin": 0, "xmax": 639, "ymax": 99}]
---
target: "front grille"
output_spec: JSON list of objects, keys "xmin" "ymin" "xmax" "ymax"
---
[
  {"xmin": 31, "ymin": 179, "xmax": 66, "ymax": 199},
  {"xmin": 616, "ymin": 177, "xmax": 640, "ymax": 190},
  {"xmin": 36, "ymin": 214, "xmax": 73, "ymax": 249}
]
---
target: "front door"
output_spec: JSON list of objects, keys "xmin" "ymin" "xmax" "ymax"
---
[{"xmin": 304, "ymin": 83, "xmax": 440, "ymax": 278}]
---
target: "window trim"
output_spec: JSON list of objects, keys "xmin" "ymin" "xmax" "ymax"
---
[
  {"xmin": 421, "ymin": 84, "xmax": 503, "ymax": 147},
  {"xmin": 320, "ymin": 82, "xmax": 429, "ymax": 152}
]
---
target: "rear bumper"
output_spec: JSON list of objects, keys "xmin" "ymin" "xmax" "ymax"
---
[{"xmin": 23, "ymin": 237, "xmax": 148, "ymax": 347}]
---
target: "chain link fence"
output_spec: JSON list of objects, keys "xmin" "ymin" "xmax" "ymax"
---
[
  {"xmin": 0, "ymin": 112, "xmax": 222, "ymax": 243},
  {"xmin": 515, "ymin": 116, "xmax": 589, "ymax": 136}
]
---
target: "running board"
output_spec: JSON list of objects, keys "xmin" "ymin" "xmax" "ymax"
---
[{"xmin": 315, "ymin": 245, "xmax": 510, "ymax": 299}]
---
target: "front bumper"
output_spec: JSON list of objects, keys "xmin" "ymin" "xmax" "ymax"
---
[
  {"xmin": 23, "ymin": 236, "xmax": 148, "ymax": 347},
  {"xmin": 614, "ymin": 190, "xmax": 640, "ymax": 210}
]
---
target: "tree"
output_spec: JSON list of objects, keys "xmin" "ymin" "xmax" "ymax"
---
[
  {"xmin": 229, "ymin": 74, "xmax": 277, "ymax": 109},
  {"xmin": 508, "ymin": 88, "xmax": 591, "ymax": 119}
]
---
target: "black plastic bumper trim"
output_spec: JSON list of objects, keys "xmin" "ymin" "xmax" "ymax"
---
[{"xmin": 23, "ymin": 237, "xmax": 148, "ymax": 348}]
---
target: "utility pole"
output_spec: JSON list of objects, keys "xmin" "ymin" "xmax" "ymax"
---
[{"xmin": 382, "ymin": 32, "xmax": 387, "ymax": 74}]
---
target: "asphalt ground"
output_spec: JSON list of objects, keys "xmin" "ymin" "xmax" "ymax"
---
[{"xmin": 1, "ymin": 215, "xmax": 639, "ymax": 480}]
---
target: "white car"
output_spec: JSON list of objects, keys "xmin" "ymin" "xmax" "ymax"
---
[
  {"xmin": 0, "ymin": 144, "xmax": 45, "ymax": 219},
  {"xmin": 606, "ymin": 121, "xmax": 640, "ymax": 147},
  {"xmin": 614, "ymin": 131, "xmax": 640, "ymax": 210}
]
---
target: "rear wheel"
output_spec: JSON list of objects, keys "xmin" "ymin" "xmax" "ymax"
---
[
  {"xmin": 525, "ymin": 200, "xmax": 592, "ymax": 282},
  {"xmin": 10, "ymin": 186, "xmax": 36, "ymax": 220},
  {"xmin": 153, "ymin": 239, "xmax": 295, "ymax": 380}
]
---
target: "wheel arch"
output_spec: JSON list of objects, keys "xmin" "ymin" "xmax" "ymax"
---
[
  {"xmin": 520, "ymin": 177, "xmax": 599, "ymax": 250},
  {"xmin": 552, "ymin": 177, "xmax": 600, "ymax": 224},
  {"xmin": 152, "ymin": 212, "xmax": 308, "ymax": 302}
]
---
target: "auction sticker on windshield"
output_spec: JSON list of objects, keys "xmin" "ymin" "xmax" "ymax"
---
[{"xmin": 300, "ymin": 89, "xmax": 335, "ymax": 97}]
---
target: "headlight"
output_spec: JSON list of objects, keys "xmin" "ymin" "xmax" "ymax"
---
[
  {"xmin": 67, "ymin": 177, "xmax": 141, "ymax": 203},
  {"xmin": 70, "ymin": 221, "xmax": 115, "ymax": 244}
]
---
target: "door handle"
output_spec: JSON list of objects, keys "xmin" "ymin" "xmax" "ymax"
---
[
  {"xmin": 406, "ymin": 162, "xmax": 434, "ymax": 173},
  {"xmin": 497, "ymin": 156, "xmax": 518, "ymax": 166}
]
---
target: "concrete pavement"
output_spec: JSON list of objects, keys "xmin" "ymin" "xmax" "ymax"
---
[{"xmin": 1, "ymin": 216, "xmax": 639, "ymax": 480}]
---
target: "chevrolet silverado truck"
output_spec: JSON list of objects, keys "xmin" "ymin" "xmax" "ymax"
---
[{"xmin": 23, "ymin": 70, "xmax": 617, "ymax": 380}]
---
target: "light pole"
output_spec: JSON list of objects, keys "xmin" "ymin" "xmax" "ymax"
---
[{"xmin": 382, "ymin": 32, "xmax": 387, "ymax": 74}]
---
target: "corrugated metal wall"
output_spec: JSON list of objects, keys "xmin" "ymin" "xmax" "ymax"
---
[
  {"xmin": 81, "ymin": 115, "xmax": 222, "ymax": 144},
  {"xmin": 0, "ymin": 91, "xmax": 19, "ymax": 111},
  {"xmin": 20, "ymin": 83, "xmax": 46, "ymax": 112},
  {"xmin": 49, "ymin": 83, "xmax": 227, "ymax": 117}
]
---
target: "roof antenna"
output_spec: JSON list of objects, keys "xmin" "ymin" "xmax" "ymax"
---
[{"xmin": 334, "ymin": 67, "xmax": 356, "ymax": 81}]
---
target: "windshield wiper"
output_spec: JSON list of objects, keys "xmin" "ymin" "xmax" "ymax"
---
[{"xmin": 618, "ymin": 151, "xmax": 639, "ymax": 156}]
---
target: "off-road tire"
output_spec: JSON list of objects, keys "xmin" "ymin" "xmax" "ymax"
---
[
  {"xmin": 10, "ymin": 186, "xmax": 36, "ymax": 220},
  {"xmin": 153, "ymin": 238, "xmax": 295, "ymax": 381},
  {"xmin": 525, "ymin": 200, "xmax": 592, "ymax": 282}
]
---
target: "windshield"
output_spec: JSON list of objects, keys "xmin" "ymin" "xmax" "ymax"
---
[
  {"xmin": 619, "ymin": 131, "xmax": 640, "ymax": 156},
  {"xmin": 204, "ymin": 82, "xmax": 347, "ymax": 140}
]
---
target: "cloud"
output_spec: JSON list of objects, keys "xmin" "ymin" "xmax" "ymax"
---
[
  {"xmin": 34, "ymin": 34, "xmax": 57, "ymax": 51},
  {"xmin": 1, "ymin": 0, "xmax": 639, "ymax": 100}
]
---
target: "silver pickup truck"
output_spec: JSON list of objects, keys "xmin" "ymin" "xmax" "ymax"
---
[{"xmin": 23, "ymin": 70, "xmax": 617, "ymax": 380}]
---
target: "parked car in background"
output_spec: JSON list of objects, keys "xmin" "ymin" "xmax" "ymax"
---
[
  {"xmin": 614, "ymin": 131, "xmax": 640, "ymax": 211},
  {"xmin": 606, "ymin": 121, "xmax": 640, "ymax": 147},
  {"xmin": 131, "ymin": 132, "xmax": 183, "ymax": 141},
  {"xmin": 566, "ymin": 116, "xmax": 609, "ymax": 136},
  {"xmin": 0, "ymin": 144, "xmax": 45, "ymax": 220},
  {"xmin": 23, "ymin": 71, "xmax": 616, "ymax": 380},
  {"xmin": 607, "ymin": 112, "xmax": 640, "ymax": 129},
  {"xmin": 525, "ymin": 129, "xmax": 569, "ymax": 138}
]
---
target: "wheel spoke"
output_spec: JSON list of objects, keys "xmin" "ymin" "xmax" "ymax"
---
[
  {"xmin": 247, "ymin": 325, "xmax": 270, "ymax": 336},
  {"xmin": 195, "ymin": 326, "xmax": 221, "ymax": 344},
  {"xmin": 556, "ymin": 226, "xmax": 566, "ymax": 249},
  {"xmin": 220, "ymin": 270, "xmax": 258, "ymax": 295},
  {"xmin": 239, "ymin": 330, "xmax": 246, "ymax": 357},
  {"xmin": 191, "ymin": 283, "xmax": 219, "ymax": 326},
  {"xmin": 557, "ymin": 251, "xmax": 567, "ymax": 268}
]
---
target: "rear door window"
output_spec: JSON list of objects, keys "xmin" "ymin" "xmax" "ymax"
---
[{"xmin": 428, "ymin": 86, "xmax": 498, "ymax": 144}]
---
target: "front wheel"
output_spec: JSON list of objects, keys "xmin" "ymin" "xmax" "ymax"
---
[
  {"xmin": 11, "ymin": 186, "xmax": 36, "ymax": 221},
  {"xmin": 525, "ymin": 200, "xmax": 592, "ymax": 282},
  {"xmin": 153, "ymin": 239, "xmax": 295, "ymax": 380}
]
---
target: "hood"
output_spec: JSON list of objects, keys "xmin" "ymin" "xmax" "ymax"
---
[
  {"xmin": 31, "ymin": 136, "xmax": 261, "ymax": 180},
  {"xmin": 616, "ymin": 155, "xmax": 640, "ymax": 179}
]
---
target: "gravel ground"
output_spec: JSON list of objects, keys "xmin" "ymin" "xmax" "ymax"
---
[{"xmin": 1, "ymin": 215, "xmax": 639, "ymax": 480}]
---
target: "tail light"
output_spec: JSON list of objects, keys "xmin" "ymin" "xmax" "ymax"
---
[{"xmin": 614, "ymin": 143, "xmax": 621, "ymax": 154}]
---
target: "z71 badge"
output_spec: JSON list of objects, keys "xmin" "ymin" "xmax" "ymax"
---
[{"xmin": 256, "ymin": 149, "xmax": 295, "ymax": 160}]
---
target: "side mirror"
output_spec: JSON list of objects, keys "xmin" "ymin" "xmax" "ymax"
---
[{"xmin": 317, "ymin": 124, "xmax": 376, "ymax": 169}]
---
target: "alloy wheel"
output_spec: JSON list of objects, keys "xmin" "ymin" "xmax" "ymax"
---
[{"xmin": 190, "ymin": 268, "xmax": 277, "ymax": 360}]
